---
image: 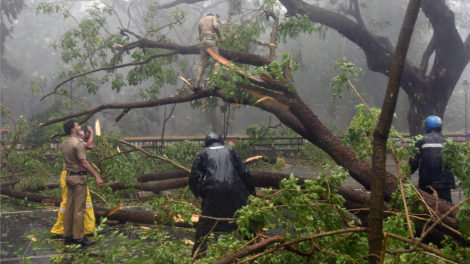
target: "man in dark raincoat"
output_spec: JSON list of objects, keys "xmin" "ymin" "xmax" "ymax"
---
[
  {"xmin": 189, "ymin": 132, "xmax": 256, "ymax": 257},
  {"xmin": 409, "ymin": 116, "xmax": 456, "ymax": 203}
]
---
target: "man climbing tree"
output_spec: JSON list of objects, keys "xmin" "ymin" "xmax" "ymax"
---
[{"xmin": 193, "ymin": 14, "xmax": 224, "ymax": 92}]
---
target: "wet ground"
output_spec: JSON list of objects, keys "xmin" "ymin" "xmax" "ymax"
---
[
  {"xmin": 0, "ymin": 208, "xmax": 59, "ymax": 263},
  {"xmin": 0, "ymin": 164, "xmax": 464, "ymax": 263},
  {"xmin": 0, "ymin": 205, "xmax": 199, "ymax": 263}
]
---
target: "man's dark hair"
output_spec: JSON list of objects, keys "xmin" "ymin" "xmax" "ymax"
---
[
  {"xmin": 207, "ymin": 13, "xmax": 214, "ymax": 16},
  {"xmin": 81, "ymin": 126, "xmax": 89, "ymax": 134},
  {"xmin": 63, "ymin": 119, "xmax": 77, "ymax": 135}
]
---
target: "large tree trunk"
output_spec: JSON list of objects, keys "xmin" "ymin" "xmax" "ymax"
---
[
  {"xmin": 407, "ymin": 95, "xmax": 422, "ymax": 136},
  {"xmin": 407, "ymin": 82, "xmax": 458, "ymax": 136},
  {"xmin": 0, "ymin": 186, "xmax": 193, "ymax": 227}
]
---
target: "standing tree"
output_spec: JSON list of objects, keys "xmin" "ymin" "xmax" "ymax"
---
[
  {"xmin": 1, "ymin": 0, "xmax": 25, "ymax": 79},
  {"xmin": 278, "ymin": 0, "xmax": 470, "ymax": 135}
]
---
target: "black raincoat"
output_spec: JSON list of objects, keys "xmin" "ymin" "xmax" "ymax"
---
[
  {"xmin": 409, "ymin": 129, "xmax": 455, "ymax": 202},
  {"xmin": 189, "ymin": 133, "xmax": 256, "ymax": 257}
]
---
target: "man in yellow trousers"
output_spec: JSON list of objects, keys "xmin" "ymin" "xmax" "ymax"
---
[{"xmin": 51, "ymin": 126, "xmax": 96, "ymax": 238}]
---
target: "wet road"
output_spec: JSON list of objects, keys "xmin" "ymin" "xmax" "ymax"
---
[{"xmin": 0, "ymin": 208, "xmax": 62, "ymax": 263}]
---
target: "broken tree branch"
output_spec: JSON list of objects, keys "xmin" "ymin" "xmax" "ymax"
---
[
  {"xmin": 157, "ymin": 0, "xmax": 206, "ymax": 10},
  {"xmin": 0, "ymin": 187, "xmax": 191, "ymax": 227},
  {"xmin": 265, "ymin": 10, "xmax": 280, "ymax": 60},
  {"xmin": 37, "ymin": 89, "xmax": 213, "ymax": 127},
  {"xmin": 214, "ymin": 228, "xmax": 367, "ymax": 264},
  {"xmin": 0, "ymin": 174, "xmax": 20, "ymax": 179},
  {"xmin": 160, "ymin": 103, "xmax": 178, "ymax": 152},
  {"xmin": 41, "ymin": 51, "xmax": 177, "ymax": 101},
  {"xmin": 115, "ymin": 108, "xmax": 131, "ymax": 123},
  {"xmin": 117, "ymin": 139, "xmax": 191, "ymax": 173},
  {"xmin": 0, "ymin": 175, "xmax": 20, "ymax": 187},
  {"xmin": 1, "ymin": 169, "xmax": 463, "ymax": 245}
]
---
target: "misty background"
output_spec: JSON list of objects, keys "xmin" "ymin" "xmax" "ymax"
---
[{"xmin": 1, "ymin": 0, "xmax": 470, "ymax": 137}]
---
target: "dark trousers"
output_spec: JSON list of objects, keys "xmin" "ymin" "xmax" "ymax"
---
[
  {"xmin": 63, "ymin": 174, "xmax": 88, "ymax": 239},
  {"xmin": 191, "ymin": 225, "xmax": 212, "ymax": 259},
  {"xmin": 191, "ymin": 225, "xmax": 255, "ymax": 259},
  {"xmin": 421, "ymin": 187, "xmax": 452, "ymax": 204}
]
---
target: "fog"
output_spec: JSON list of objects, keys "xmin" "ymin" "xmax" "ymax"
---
[{"xmin": 2, "ymin": 0, "xmax": 470, "ymax": 137}]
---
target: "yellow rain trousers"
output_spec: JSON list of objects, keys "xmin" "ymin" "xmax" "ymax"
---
[{"xmin": 50, "ymin": 171, "xmax": 96, "ymax": 235}]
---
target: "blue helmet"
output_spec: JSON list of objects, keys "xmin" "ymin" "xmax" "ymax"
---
[{"xmin": 424, "ymin": 116, "xmax": 442, "ymax": 132}]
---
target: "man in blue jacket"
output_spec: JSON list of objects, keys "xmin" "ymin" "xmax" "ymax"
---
[
  {"xmin": 189, "ymin": 132, "xmax": 256, "ymax": 258},
  {"xmin": 409, "ymin": 116, "xmax": 456, "ymax": 203}
]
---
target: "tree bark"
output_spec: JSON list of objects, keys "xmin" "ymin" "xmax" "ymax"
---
[
  {"xmin": 0, "ymin": 175, "xmax": 20, "ymax": 187},
  {"xmin": 369, "ymin": 1, "xmax": 421, "ymax": 262},
  {"xmin": 0, "ymin": 187, "xmax": 192, "ymax": 227}
]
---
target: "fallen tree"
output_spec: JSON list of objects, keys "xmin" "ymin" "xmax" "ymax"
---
[
  {"xmin": 4, "ymin": 171, "xmax": 465, "ymax": 262},
  {"xmin": 1, "ymin": 170, "xmax": 463, "ymax": 245},
  {"xmin": 0, "ymin": 187, "xmax": 192, "ymax": 228},
  {"xmin": 23, "ymin": 170, "xmax": 189, "ymax": 193},
  {"xmin": 32, "ymin": 0, "xmax": 462, "ymax": 220},
  {"xmin": 18, "ymin": 168, "xmax": 461, "ymax": 232}
]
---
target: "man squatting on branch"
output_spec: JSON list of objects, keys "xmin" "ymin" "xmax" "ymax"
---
[
  {"xmin": 51, "ymin": 126, "xmax": 97, "ymax": 238},
  {"xmin": 60, "ymin": 120, "xmax": 103, "ymax": 246},
  {"xmin": 409, "ymin": 116, "xmax": 456, "ymax": 203},
  {"xmin": 189, "ymin": 132, "xmax": 256, "ymax": 258},
  {"xmin": 193, "ymin": 14, "xmax": 224, "ymax": 92}
]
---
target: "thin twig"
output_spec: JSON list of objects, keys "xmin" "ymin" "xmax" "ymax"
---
[
  {"xmin": 388, "ymin": 196, "xmax": 470, "ymax": 256},
  {"xmin": 421, "ymin": 186, "xmax": 439, "ymax": 236},
  {"xmin": 344, "ymin": 74, "xmax": 414, "ymax": 239},
  {"xmin": 406, "ymin": 252, "xmax": 421, "ymax": 264},
  {"xmin": 0, "ymin": 174, "xmax": 20, "ymax": 179},
  {"xmin": 89, "ymin": 190, "xmax": 110, "ymax": 208},
  {"xmin": 160, "ymin": 103, "xmax": 178, "ymax": 153},
  {"xmin": 312, "ymin": 233, "xmax": 354, "ymax": 263},
  {"xmin": 41, "ymin": 51, "xmax": 177, "ymax": 101},
  {"xmin": 379, "ymin": 232, "xmax": 388, "ymax": 264},
  {"xmin": 191, "ymin": 220, "xmax": 219, "ymax": 263},
  {"xmin": 117, "ymin": 139, "xmax": 190, "ymax": 173}
]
